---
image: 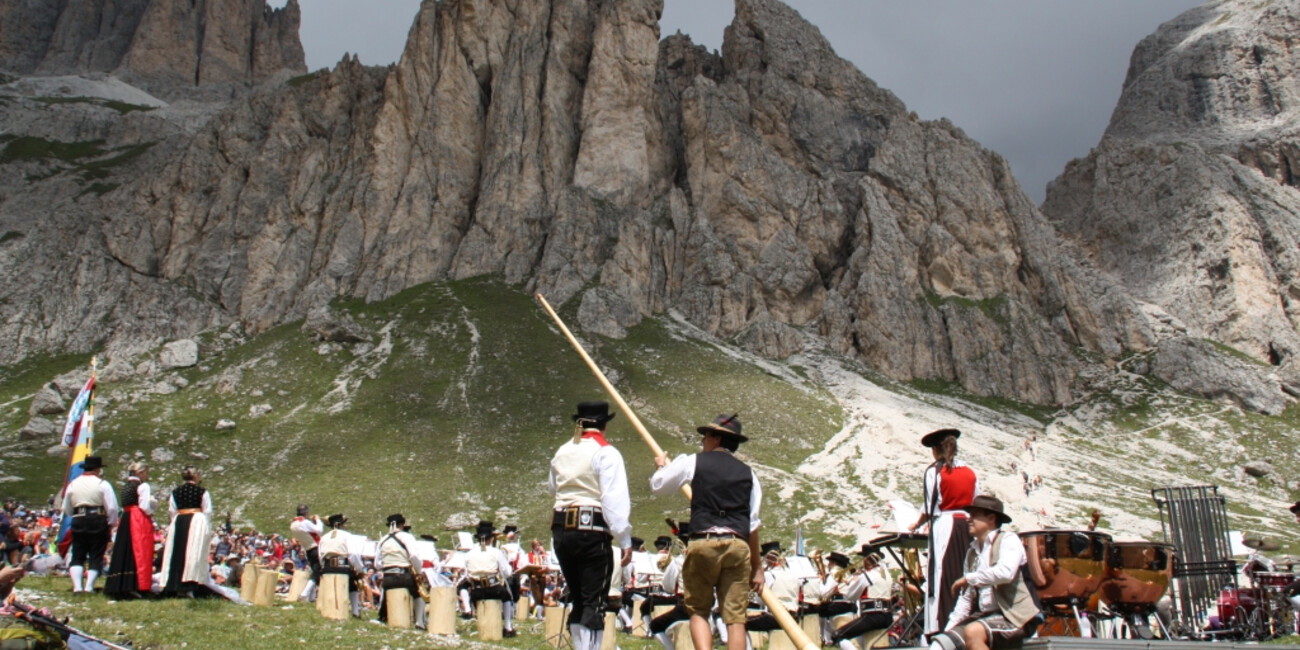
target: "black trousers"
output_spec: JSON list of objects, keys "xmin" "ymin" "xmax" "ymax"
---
[
  {"xmin": 831, "ymin": 611, "xmax": 893, "ymax": 642},
  {"xmin": 470, "ymin": 584, "xmax": 512, "ymax": 605},
  {"xmin": 380, "ymin": 572, "xmax": 415, "ymax": 623},
  {"xmin": 306, "ymin": 547, "xmax": 322, "ymax": 584},
  {"xmin": 553, "ymin": 527, "xmax": 613, "ymax": 631},
  {"xmin": 322, "ymin": 566, "xmax": 358, "ymax": 593},
  {"xmin": 69, "ymin": 514, "xmax": 109, "ymax": 572},
  {"xmin": 640, "ymin": 593, "xmax": 678, "ymax": 617}
]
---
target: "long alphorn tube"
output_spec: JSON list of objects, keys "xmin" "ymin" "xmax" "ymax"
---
[{"xmin": 535, "ymin": 293, "xmax": 819, "ymax": 650}]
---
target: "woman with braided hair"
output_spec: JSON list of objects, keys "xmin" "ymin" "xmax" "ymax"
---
[{"xmin": 909, "ymin": 429, "xmax": 978, "ymax": 638}]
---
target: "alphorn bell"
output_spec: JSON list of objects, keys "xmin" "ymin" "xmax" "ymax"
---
[{"xmin": 536, "ymin": 293, "xmax": 819, "ymax": 650}]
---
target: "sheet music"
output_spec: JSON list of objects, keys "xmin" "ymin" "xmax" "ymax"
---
[
  {"xmin": 784, "ymin": 555, "xmax": 818, "ymax": 581},
  {"xmin": 632, "ymin": 551, "xmax": 662, "ymax": 576},
  {"xmin": 890, "ymin": 499, "xmax": 920, "ymax": 531}
]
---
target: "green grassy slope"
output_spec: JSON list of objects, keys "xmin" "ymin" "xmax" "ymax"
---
[{"xmin": 0, "ymin": 279, "xmax": 842, "ymax": 545}]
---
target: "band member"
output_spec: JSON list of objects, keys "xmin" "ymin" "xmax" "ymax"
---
[
  {"xmin": 550, "ymin": 401, "xmax": 633, "ymax": 650},
  {"xmin": 909, "ymin": 428, "xmax": 978, "ymax": 636},
  {"xmin": 319, "ymin": 513, "xmax": 364, "ymax": 618},
  {"xmin": 830, "ymin": 549, "xmax": 895, "ymax": 650},
  {"xmin": 466, "ymin": 520, "xmax": 518, "ymax": 637},
  {"xmin": 815, "ymin": 552, "xmax": 857, "ymax": 643},
  {"xmin": 289, "ymin": 504, "xmax": 324, "ymax": 602},
  {"xmin": 746, "ymin": 541, "xmax": 796, "ymax": 634},
  {"xmin": 159, "ymin": 466, "xmax": 213, "ymax": 597},
  {"xmin": 60, "ymin": 456, "xmax": 118, "ymax": 594},
  {"xmin": 104, "ymin": 462, "xmax": 156, "ymax": 598},
  {"xmin": 937, "ymin": 495, "xmax": 1041, "ymax": 650},
  {"xmin": 501, "ymin": 524, "xmax": 525, "ymax": 608},
  {"xmin": 651, "ymin": 413, "xmax": 763, "ymax": 650},
  {"xmin": 648, "ymin": 519, "xmax": 691, "ymax": 650},
  {"xmin": 377, "ymin": 513, "xmax": 425, "ymax": 628}
]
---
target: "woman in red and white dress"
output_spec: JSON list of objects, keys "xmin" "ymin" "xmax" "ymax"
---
[{"xmin": 908, "ymin": 428, "xmax": 978, "ymax": 638}]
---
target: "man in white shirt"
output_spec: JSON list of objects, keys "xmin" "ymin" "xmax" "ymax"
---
[
  {"xmin": 60, "ymin": 456, "xmax": 119, "ymax": 594},
  {"xmin": 289, "ymin": 504, "xmax": 324, "ymax": 601},
  {"xmin": 651, "ymin": 414, "xmax": 763, "ymax": 650},
  {"xmin": 377, "ymin": 513, "xmax": 425, "ymax": 628},
  {"xmin": 831, "ymin": 549, "xmax": 895, "ymax": 650},
  {"xmin": 318, "ymin": 513, "xmax": 365, "ymax": 618},
  {"xmin": 465, "ymin": 520, "xmax": 518, "ymax": 637},
  {"xmin": 549, "ymin": 401, "xmax": 633, "ymax": 650},
  {"xmin": 936, "ymin": 495, "xmax": 1041, "ymax": 650}
]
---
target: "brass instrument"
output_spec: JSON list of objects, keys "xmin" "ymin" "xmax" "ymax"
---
[
  {"xmin": 810, "ymin": 550, "xmax": 826, "ymax": 579},
  {"xmin": 901, "ymin": 547, "xmax": 922, "ymax": 614}
]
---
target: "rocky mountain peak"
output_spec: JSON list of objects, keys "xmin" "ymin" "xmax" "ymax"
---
[
  {"xmin": 0, "ymin": 0, "xmax": 306, "ymax": 98},
  {"xmin": 1, "ymin": 0, "xmax": 1164, "ymax": 408},
  {"xmin": 1044, "ymin": 0, "xmax": 1300, "ymax": 391}
]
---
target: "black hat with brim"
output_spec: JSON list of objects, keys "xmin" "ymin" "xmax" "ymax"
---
[
  {"xmin": 921, "ymin": 428, "xmax": 961, "ymax": 448},
  {"xmin": 761, "ymin": 541, "xmax": 782, "ymax": 557},
  {"xmin": 965, "ymin": 494, "xmax": 1012, "ymax": 525},
  {"xmin": 827, "ymin": 552, "xmax": 851, "ymax": 568},
  {"xmin": 475, "ymin": 520, "xmax": 497, "ymax": 540},
  {"xmin": 386, "ymin": 513, "xmax": 406, "ymax": 527},
  {"xmin": 697, "ymin": 414, "xmax": 747, "ymax": 442},
  {"xmin": 573, "ymin": 401, "xmax": 616, "ymax": 426},
  {"xmin": 654, "ymin": 536, "xmax": 672, "ymax": 550},
  {"xmin": 327, "ymin": 514, "xmax": 347, "ymax": 528},
  {"xmin": 82, "ymin": 456, "xmax": 103, "ymax": 471}
]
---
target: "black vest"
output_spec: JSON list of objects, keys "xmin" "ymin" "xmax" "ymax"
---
[
  {"xmin": 172, "ymin": 483, "xmax": 206, "ymax": 509},
  {"xmin": 690, "ymin": 450, "xmax": 752, "ymax": 535},
  {"xmin": 119, "ymin": 478, "xmax": 141, "ymax": 508}
]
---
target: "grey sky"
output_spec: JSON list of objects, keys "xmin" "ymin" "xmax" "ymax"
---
[{"xmin": 289, "ymin": 0, "xmax": 1203, "ymax": 203}]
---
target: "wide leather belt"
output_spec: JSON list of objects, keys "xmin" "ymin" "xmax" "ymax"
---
[
  {"xmin": 72, "ymin": 506, "xmax": 105, "ymax": 516},
  {"xmin": 690, "ymin": 532, "xmax": 740, "ymax": 540},
  {"xmin": 552, "ymin": 506, "xmax": 608, "ymax": 532},
  {"xmin": 470, "ymin": 576, "xmax": 502, "ymax": 588},
  {"xmin": 324, "ymin": 556, "xmax": 350, "ymax": 568},
  {"xmin": 860, "ymin": 598, "xmax": 891, "ymax": 612}
]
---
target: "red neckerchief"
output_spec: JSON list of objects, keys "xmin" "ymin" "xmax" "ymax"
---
[{"xmin": 581, "ymin": 430, "xmax": 609, "ymax": 447}]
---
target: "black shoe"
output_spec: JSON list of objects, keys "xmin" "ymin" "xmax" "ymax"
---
[{"xmin": 504, "ymin": 629, "xmax": 517, "ymax": 638}]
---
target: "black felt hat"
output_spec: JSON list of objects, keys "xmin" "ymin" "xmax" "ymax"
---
[
  {"xmin": 761, "ymin": 541, "xmax": 782, "ymax": 557},
  {"xmin": 573, "ymin": 401, "xmax": 616, "ymax": 426},
  {"xmin": 503, "ymin": 525, "xmax": 518, "ymax": 535},
  {"xmin": 827, "ymin": 552, "xmax": 851, "ymax": 568},
  {"xmin": 654, "ymin": 536, "xmax": 672, "ymax": 550},
  {"xmin": 697, "ymin": 414, "xmax": 747, "ymax": 442},
  {"xmin": 631, "ymin": 536, "xmax": 645, "ymax": 550},
  {"xmin": 965, "ymin": 494, "xmax": 1012, "ymax": 525},
  {"xmin": 326, "ymin": 513, "xmax": 348, "ymax": 528},
  {"xmin": 920, "ymin": 428, "xmax": 961, "ymax": 448},
  {"xmin": 475, "ymin": 520, "xmax": 497, "ymax": 540},
  {"xmin": 386, "ymin": 513, "xmax": 406, "ymax": 527},
  {"xmin": 81, "ymin": 456, "xmax": 103, "ymax": 471},
  {"xmin": 855, "ymin": 544, "xmax": 883, "ymax": 563}
]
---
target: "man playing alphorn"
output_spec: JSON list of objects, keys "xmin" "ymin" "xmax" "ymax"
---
[
  {"xmin": 549, "ymin": 401, "xmax": 634, "ymax": 650},
  {"xmin": 289, "ymin": 504, "xmax": 324, "ymax": 601},
  {"xmin": 650, "ymin": 414, "xmax": 763, "ymax": 650}
]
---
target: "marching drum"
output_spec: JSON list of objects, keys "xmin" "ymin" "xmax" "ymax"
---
[
  {"xmin": 1022, "ymin": 530, "xmax": 1112, "ymax": 607},
  {"xmin": 1098, "ymin": 541, "xmax": 1175, "ymax": 614}
]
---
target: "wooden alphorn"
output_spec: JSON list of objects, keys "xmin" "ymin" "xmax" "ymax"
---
[{"xmin": 535, "ymin": 293, "xmax": 819, "ymax": 650}]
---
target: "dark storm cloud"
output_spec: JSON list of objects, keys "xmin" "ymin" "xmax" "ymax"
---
[{"xmin": 288, "ymin": 0, "xmax": 1204, "ymax": 203}]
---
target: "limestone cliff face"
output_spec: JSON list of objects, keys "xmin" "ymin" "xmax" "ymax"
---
[
  {"xmin": 0, "ymin": 0, "xmax": 305, "ymax": 95},
  {"xmin": 1, "ymin": 0, "xmax": 1157, "ymax": 406},
  {"xmin": 1044, "ymin": 0, "xmax": 1300, "ymax": 368}
]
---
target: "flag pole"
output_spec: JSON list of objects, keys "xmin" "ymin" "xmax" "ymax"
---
[{"xmin": 535, "ymin": 293, "xmax": 819, "ymax": 650}]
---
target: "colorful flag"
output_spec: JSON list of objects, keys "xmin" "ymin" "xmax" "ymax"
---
[
  {"xmin": 61, "ymin": 377, "xmax": 95, "ymax": 447},
  {"xmin": 56, "ymin": 375, "xmax": 96, "ymax": 556}
]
